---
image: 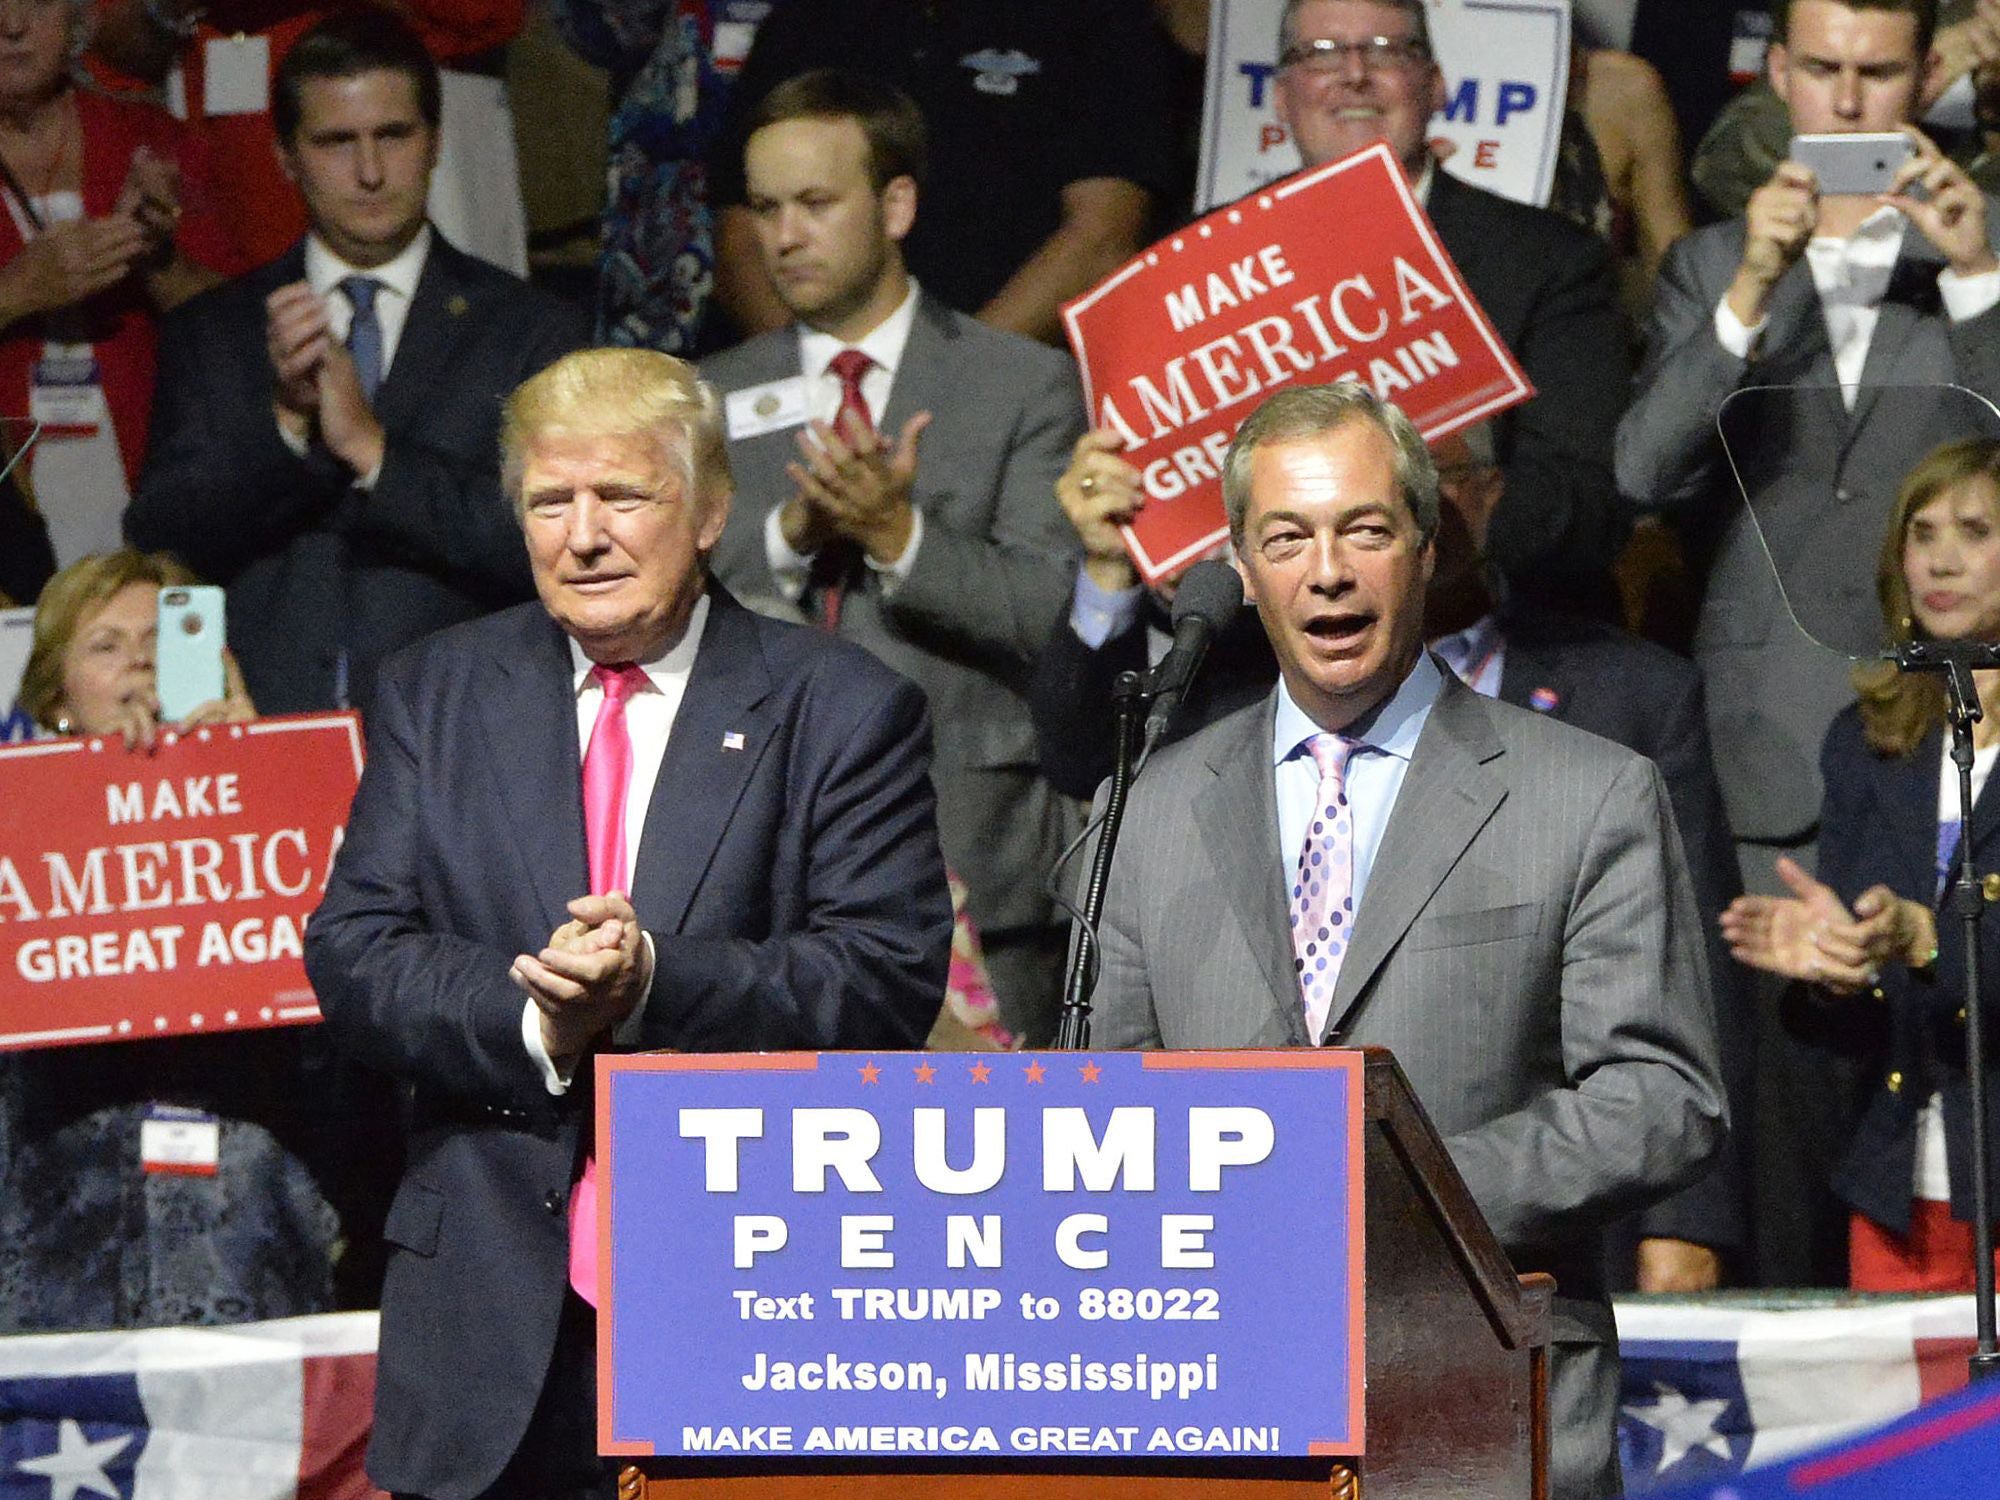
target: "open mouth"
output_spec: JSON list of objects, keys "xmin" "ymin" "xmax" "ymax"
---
[{"xmin": 1303, "ymin": 611, "xmax": 1373, "ymax": 649}]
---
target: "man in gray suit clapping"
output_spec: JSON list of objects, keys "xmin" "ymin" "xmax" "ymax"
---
[{"xmin": 700, "ymin": 68, "xmax": 1085, "ymax": 1042}]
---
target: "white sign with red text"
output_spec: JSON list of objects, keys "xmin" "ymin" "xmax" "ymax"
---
[{"xmin": 1198, "ymin": 0, "xmax": 1572, "ymax": 212}]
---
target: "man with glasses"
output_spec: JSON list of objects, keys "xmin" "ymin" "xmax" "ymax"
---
[{"xmin": 1272, "ymin": 0, "xmax": 1632, "ymax": 611}]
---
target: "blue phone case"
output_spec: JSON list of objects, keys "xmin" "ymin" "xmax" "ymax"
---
[{"xmin": 156, "ymin": 585, "xmax": 226, "ymax": 721}]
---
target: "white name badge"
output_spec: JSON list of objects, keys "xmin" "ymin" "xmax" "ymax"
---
[
  {"xmin": 29, "ymin": 349, "xmax": 105, "ymax": 435},
  {"xmin": 203, "ymin": 34, "xmax": 271, "ymax": 117},
  {"xmin": 725, "ymin": 375, "xmax": 809, "ymax": 440},
  {"xmin": 140, "ymin": 1107, "xmax": 221, "ymax": 1177}
]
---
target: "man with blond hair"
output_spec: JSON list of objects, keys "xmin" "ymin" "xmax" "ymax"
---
[{"xmin": 307, "ymin": 347, "xmax": 953, "ymax": 1500}]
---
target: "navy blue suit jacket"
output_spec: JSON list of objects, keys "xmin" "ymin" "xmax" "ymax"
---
[
  {"xmin": 1809, "ymin": 707, "xmax": 2000, "ymax": 1235},
  {"xmin": 127, "ymin": 234, "xmax": 588, "ymax": 715},
  {"xmin": 303, "ymin": 586, "xmax": 953, "ymax": 1499}
]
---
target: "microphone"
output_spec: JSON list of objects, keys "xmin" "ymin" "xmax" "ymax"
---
[{"xmin": 1142, "ymin": 559, "xmax": 1244, "ymax": 747}]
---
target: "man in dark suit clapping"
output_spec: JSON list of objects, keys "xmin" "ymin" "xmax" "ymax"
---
[
  {"xmin": 127, "ymin": 9, "xmax": 586, "ymax": 716},
  {"xmin": 306, "ymin": 346, "xmax": 954, "ymax": 1500}
]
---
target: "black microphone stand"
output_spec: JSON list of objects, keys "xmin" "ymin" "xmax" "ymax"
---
[
  {"xmin": 1052, "ymin": 670, "xmax": 1147, "ymax": 1051},
  {"xmin": 1891, "ymin": 640, "xmax": 2000, "ymax": 1381}
]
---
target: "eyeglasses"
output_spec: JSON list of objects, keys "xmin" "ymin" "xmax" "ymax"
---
[{"xmin": 1279, "ymin": 35, "xmax": 1430, "ymax": 75}]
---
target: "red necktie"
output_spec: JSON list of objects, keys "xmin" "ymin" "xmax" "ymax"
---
[
  {"xmin": 828, "ymin": 347, "xmax": 875, "ymax": 440},
  {"xmin": 568, "ymin": 662, "xmax": 646, "ymax": 1306},
  {"xmin": 811, "ymin": 349, "xmax": 876, "ymax": 631}
]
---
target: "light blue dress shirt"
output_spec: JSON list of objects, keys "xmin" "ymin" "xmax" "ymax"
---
[{"xmin": 1271, "ymin": 653, "xmax": 1444, "ymax": 916}]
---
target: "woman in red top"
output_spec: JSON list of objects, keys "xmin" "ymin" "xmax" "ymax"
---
[{"xmin": 0, "ymin": 0, "xmax": 237, "ymax": 566}]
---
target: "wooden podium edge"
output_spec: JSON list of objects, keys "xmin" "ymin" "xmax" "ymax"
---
[{"xmin": 1360, "ymin": 1049, "xmax": 1546, "ymax": 1353}]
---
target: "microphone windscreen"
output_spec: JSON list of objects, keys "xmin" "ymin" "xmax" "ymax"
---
[{"xmin": 1170, "ymin": 559, "xmax": 1243, "ymax": 631}]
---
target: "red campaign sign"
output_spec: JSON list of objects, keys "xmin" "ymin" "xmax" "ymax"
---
[
  {"xmin": 1062, "ymin": 143, "xmax": 1535, "ymax": 585},
  {"xmin": 0, "ymin": 713, "xmax": 364, "ymax": 1051}
]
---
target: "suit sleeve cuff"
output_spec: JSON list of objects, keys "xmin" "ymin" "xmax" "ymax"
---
[
  {"xmin": 522, "ymin": 999, "xmax": 576, "ymax": 1095},
  {"xmin": 1070, "ymin": 569, "xmax": 1144, "ymax": 649},
  {"xmin": 1940, "ymin": 265, "xmax": 2000, "ymax": 323},
  {"xmin": 520, "ymin": 933, "xmax": 657, "ymax": 1095},
  {"xmin": 864, "ymin": 507, "xmax": 923, "ymax": 597},
  {"xmin": 1713, "ymin": 297, "xmax": 1763, "ymax": 359},
  {"xmin": 763, "ymin": 505, "xmax": 812, "ymax": 603}
]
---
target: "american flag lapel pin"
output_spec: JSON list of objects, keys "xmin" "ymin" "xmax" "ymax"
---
[{"xmin": 722, "ymin": 731, "xmax": 746, "ymax": 751}]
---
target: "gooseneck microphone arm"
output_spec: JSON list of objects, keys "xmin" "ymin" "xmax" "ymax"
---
[{"xmin": 1052, "ymin": 562, "xmax": 1245, "ymax": 1050}]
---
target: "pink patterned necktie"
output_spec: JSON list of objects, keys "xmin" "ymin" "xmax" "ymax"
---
[
  {"xmin": 1290, "ymin": 733, "xmax": 1359, "ymax": 1041},
  {"xmin": 568, "ymin": 662, "xmax": 646, "ymax": 1306},
  {"xmin": 811, "ymin": 349, "xmax": 876, "ymax": 631}
]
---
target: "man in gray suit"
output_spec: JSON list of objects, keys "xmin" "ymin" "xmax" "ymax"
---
[
  {"xmin": 1617, "ymin": 0, "xmax": 2000, "ymax": 1284},
  {"xmin": 1093, "ymin": 382, "xmax": 1726, "ymax": 1500},
  {"xmin": 700, "ymin": 70, "xmax": 1084, "ymax": 1041}
]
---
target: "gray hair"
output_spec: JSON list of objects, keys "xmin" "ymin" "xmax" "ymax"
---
[
  {"xmin": 1278, "ymin": 0, "xmax": 1433, "ymax": 60},
  {"xmin": 1221, "ymin": 380, "xmax": 1441, "ymax": 547}
]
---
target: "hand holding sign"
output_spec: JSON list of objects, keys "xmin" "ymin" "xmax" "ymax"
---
[
  {"xmin": 1062, "ymin": 144, "xmax": 1532, "ymax": 585},
  {"xmin": 1056, "ymin": 429, "xmax": 1148, "ymax": 593}
]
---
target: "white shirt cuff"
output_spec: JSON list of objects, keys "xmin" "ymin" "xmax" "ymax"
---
[
  {"xmin": 1070, "ymin": 569, "xmax": 1145, "ymax": 649},
  {"xmin": 763, "ymin": 505, "xmax": 812, "ymax": 603},
  {"xmin": 274, "ymin": 417, "xmax": 383, "ymax": 488},
  {"xmin": 1713, "ymin": 296, "xmax": 1763, "ymax": 359},
  {"xmin": 520, "ymin": 931, "xmax": 657, "ymax": 1096},
  {"xmin": 863, "ymin": 507, "xmax": 922, "ymax": 596},
  {"xmin": 1939, "ymin": 265, "xmax": 2000, "ymax": 324}
]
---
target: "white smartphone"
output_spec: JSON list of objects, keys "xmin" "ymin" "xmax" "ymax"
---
[
  {"xmin": 156, "ymin": 585, "xmax": 226, "ymax": 722},
  {"xmin": 1790, "ymin": 132, "xmax": 1916, "ymax": 196}
]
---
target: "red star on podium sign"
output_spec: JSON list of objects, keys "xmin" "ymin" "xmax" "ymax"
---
[
  {"xmin": 1080, "ymin": 1062, "xmax": 1103, "ymax": 1083},
  {"xmin": 858, "ymin": 1062, "xmax": 881, "ymax": 1084}
]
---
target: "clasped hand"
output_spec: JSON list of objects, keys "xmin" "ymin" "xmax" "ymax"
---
[
  {"xmin": 512, "ymin": 893, "xmax": 650, "ymax": 1063},
  {"xmin": 781, "ymin": 407, "xmax": 930, "ymax": 563},
  {"xmin": 264, "ymin": 281, "xmax": 384, "ymax": 474},
  {"xmin": 1720, "ymin": 855, "xmax": 1935, "ymax": 993}
]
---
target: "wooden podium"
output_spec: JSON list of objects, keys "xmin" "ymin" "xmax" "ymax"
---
[{"xmin": 619, "ymin": 1048, "xmax": 1550, "ymax": 1500}]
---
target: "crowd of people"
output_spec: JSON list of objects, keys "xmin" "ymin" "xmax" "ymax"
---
[{"xmin": 3, "ymin": 0, "xmax": 2000, "ymax": 1493}]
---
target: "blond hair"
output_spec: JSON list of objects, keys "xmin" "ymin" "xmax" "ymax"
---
[
  {"xmin": 21, "ymin": 549, "xmax": 197, "ymax": 731},
  {"xmin": 500, "ymin": 348, "xmax": 733, "ymax": 515}
]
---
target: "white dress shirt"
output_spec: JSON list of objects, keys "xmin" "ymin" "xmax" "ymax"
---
[
  {"xmin": 1270, "ymin": 654, "xmax": 1444, "ymax": 1037},
  {"xmin": 303, "ymin": 224, "xmax": 431, "ymax": 375},
  {"xmin": 522, "ymin": 595, "xmax": 711, "ymax": 1093},
  {"xmin": 762, "ymin": 281, "xmax": 926, "ymax": 598},
  {"xmin": 1714, "ymin": 207, "xmax": 2000, "ymax": 406}
]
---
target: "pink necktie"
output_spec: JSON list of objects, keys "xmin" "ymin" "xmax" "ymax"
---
[
  {"xmin": 568, "ymin": 662, "xmax": 645, "ymax": 1306},
  {"xmin": 1290, "ymin": 733, "xmax": 1359, "ymax": 1041},
  {"xmin": 811, "ymin": 349, "xmax": 876, "ymax": 631}
]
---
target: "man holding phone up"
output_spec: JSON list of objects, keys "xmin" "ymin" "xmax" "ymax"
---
[{"xmin": 1618, "ymin": 0, "xmax": 2000, "ymax": 1286}]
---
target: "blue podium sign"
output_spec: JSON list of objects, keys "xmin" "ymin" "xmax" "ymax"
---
[{"xmin": 596, "ymin": 1050, "xmax": 1364, "ymax": 1460}]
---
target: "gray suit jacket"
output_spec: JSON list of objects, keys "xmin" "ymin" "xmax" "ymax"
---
[
  {"xmin": 1617, "ymin": 208, "xmax": 2000, "ymax": 843},
  {"xmin": 1091, "ymin": 672, "xmax": 1727, "ymax": 1498},
  {"xmin": 701, "ymin": 294, "xmax": 1085, "ymax": 952}
]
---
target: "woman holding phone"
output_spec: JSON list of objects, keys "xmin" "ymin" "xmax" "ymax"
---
[{"xmin": 0, "ymin": 548, "xmax": 357, "ymax": 1330}]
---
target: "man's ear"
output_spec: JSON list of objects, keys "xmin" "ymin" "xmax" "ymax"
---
[
  {"xmin": 1230, "ymin": 545, "xmax": 1257, "ymax": 605},
  {"xmin": 275, "ymin": 140, "xmax": 300, "ymax": 186},
  {"xmin": 698, "ymin": 487, "xmax": 734, "ymax": 553},
  {"xmin": 882, "ymin": 175, "xmax": 917, "ymax": 242},
  {"xmin": 1767, "ymin": 39, "xmax": 1792, "ymax": 105}
]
